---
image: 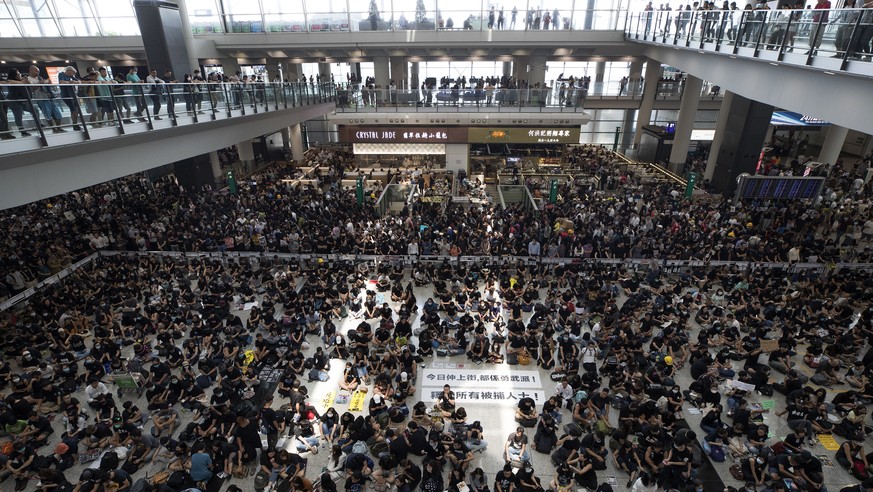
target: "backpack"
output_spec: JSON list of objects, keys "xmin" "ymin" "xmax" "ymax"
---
[
  {"xmin": 99, "ymin": 450, "xmax": 120, "ymax": 471},
  {"xmin": 709, "ymin": 444, "xmax": 726, "ymax": 462},
  {"xmin": 129, "ymin": 478, "xmax": 150, "ymax": 492}
]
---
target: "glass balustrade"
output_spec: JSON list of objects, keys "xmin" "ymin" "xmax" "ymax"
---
[
  {"xmin": 625, "ymin": 8, "xmax": 873, "ymax": 71},
  {"xmin": 0, "ymin": 82, "xmax": 336, "ymax": 148}
]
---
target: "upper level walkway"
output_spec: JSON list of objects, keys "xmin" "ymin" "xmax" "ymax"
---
[
  {"xmin": 0, "ymin": 81, "xmax": 335, "ymax": 209},
  {"xmin": 624, "ymin": 7, "xmax": 873, "ymax": 134}
]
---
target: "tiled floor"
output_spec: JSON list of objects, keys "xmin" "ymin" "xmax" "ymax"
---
[{"xmin": 28, "ymin": 266, "xmax": 863, "ymax": 492}]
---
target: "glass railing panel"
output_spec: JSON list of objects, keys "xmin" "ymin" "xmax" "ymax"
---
[
  {"xmin": 306, "ymin": 12, "xmax": 351, "ymax": 32},
  {"xmin": 0, "ymin": 82, "xmax": 335, "ymax": 147}
]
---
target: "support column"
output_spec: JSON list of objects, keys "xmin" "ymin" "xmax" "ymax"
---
[
  {"xmin": 621, "ymin": 109, "xmax": 636, "ymax": 152},
  {"xmin": 708, "ymin": 93, "xmax": 774, "ymax": 194},
  {"xmin": 512, "ymin": 57, "xmax": 527, "ymax": 83},
  {"xmin": 445, "ymin": 144, "xmax": 470, "ymax": 174},
  {"xmin": 668, "ymin": 75, "xmax": 703, "ymax": 174},
  {"xmin": 410, "ymin": 62, "xmax": 420, "ymax": 90},
  {"xmin": 390, "ymin": 58, "xmax": 408, "ymax": 88},
  {"xmin": 173, "ymin": 0, "xmax": 201, "ymax": 73},
  {"xmin": 209, "ymin": 151, "xmax": 223, "ymax": 186},
  {"xmin": 502, "ymin": 61, "xmax": 512, "ymax": 79},
  {"xmin": 374, "ymin": 56, "xmax": 390, "ymax": 86},
  {"xmin": 289, "ymin": 124, "xmax": 305, "ymax": 163},
  {"xmin": 633, "ymin": 60, "xmax": 662, "ymax": 146},
  {"xmin": 237, "ymin": 140, "xmax": 255, "ymax": 173},
  {"xmin": 594, "ymin": 61, "xmax": 606, "ymax": 83},
  {"xmin": 133, "ymin": 0, "xmax": 195, "ymax": 80},
  {"xmin": 222, "ymin": 58, "xmax": 241, "ymax": 77},
  {"xmin": 818, "ymin": 125, "xmax": 849, "ymax": 166},
  {"xmin": 528, "ymin": 55, "xmax": 547, "ymax": 87},
  {"xmin": 704, "ymin": 91, "xmax": 734, "ymax": 181},
  {"xmin": 628, "ymin": 60, "xmax": 643, "ymax": 96},
  {"xmin": 318, "ymin": 62, "xmax": 332, "ymax": 84}
]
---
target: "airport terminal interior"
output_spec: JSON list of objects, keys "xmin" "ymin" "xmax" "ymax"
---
[{"xmin": 1, "ymin": 1, "xmax": 873, "ymax": 492}]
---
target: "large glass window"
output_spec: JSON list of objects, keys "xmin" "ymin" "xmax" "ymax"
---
[
  {"xmin": 187, "ymin": 0, "xmax": 224, "ymax": 33},
  {"xmin": 261, "ymin": 0, "xmax": 306, "ymax": 32},
  {"xmin": 93, "ymin": 0, "xmax": 139, "ymax": 35}
]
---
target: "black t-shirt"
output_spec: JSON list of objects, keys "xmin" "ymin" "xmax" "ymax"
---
[{"xmin": 494, "ymin": 471, "xmax": 517, "ymax": 492}]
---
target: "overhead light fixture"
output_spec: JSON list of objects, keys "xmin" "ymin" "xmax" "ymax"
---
[
  {"xmin": 65, "ymin": 59, "xmax": 70, "ymax": 63},
  {"xmin": 823, "ymin": 71, "xmax": 835, "ymax": 75},
  {"xmin": 769, "ymin": 62, "xmax": 778, "ymax": 66}
]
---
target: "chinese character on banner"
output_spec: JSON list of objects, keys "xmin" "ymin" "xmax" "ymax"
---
[
  {"xmin": 510, "ymin": 375, "xmax": 520, "ymax": 382},
  {"xmin": 469, "ymin": 392, "xmax": 480, "ymax": 400},
  {"xmin": 518, "ymin": 391, "xmax": 530, "ymax": 399},
  {"xmin": 457, "ymin": 391, "xmax": 467, "ymax": 399},
  {"xmin": 499, "ymin": 375, "xmax": 510, "ymax": 382},
  {"xmin": 482, "ymin": 392, "xmax": 493, "ymax": 400},
  {"xmin": 563, "ymin": 130, "xmax": 571, "ymax": 137},
  {"xmin": 447, "ymin": 374, "xmax": 456, "ymax": 380},
  {"xmin": 547, "ymin": 130, "xmax": 554, "ymax": 137},
  {"xmin": 480, "ymin": 375, "xmax": 489, "ymax": 382},
  {"xmin": 431, "ymin": 391, "xmax": 441, "ymax": 399},
  {"xmin": 437, "ymin": 374, "xmax": 446, "ymax": 381},
  {"xmin": 441, "ymin": 132, "xmax": 447, "ymax": 139},
  {"xmin": 528, "ymin": 130, "xmax": 535, "ymax": 137},
  {"xmin": 494, "ymin": 392, "xmax": 505, "ymax": 400},
  {"xmin": 507, "ymin": 392, "xmax": 518, "ymax": 399},
  {"xmin": 456, "ymin": 375, "xmax": 465, "ymax": 382},
  {"xmin": 403, "ymin": 132, "xmax": 409, "ymax": 139},
  {"xmin": 520, "ymin": 376, "xmax": 530, "ymax": 382}
]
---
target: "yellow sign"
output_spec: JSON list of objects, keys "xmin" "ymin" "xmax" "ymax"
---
[
  {"xmin": 818, "ymin": 434, "xmax": 840, "ymax": 451},
  {"xmin": 242, "ymin": 350, "xmax": 255, "ymax": 367},
  {"xmin": 349, "ymin": 390, "xmax": 367, "ymax": 412}
]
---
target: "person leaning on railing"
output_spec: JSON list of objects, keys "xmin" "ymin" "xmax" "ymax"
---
[
  {"xmin": 1, "ymin": 68, "xmax": 35, "ymax": 137},
  {"xmin": 57, "ymin": 66, "xmax": 83, "ymax": 131},
  {"xmin": 25, "ymin": 65, "xmax": 66, "ymax": 133}
]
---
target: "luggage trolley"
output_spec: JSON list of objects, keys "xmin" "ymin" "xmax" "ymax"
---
[{"xmin": 109, "ymin": 371, "xmax": 145, "ymax": 398}]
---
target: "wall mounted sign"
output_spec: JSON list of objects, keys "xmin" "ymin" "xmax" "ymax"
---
[
  {"xmin": 467, "ymin": 127, "xmax": 580, "ymax": 144},
  {"xmin": 340, "ymin": 126, "xmax": 466, "ymax": 143}
]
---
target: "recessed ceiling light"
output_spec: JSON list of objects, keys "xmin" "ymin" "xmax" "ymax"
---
[{"xmin": 823, "ymin": 71, "xmax": 835, "ymax": 75}]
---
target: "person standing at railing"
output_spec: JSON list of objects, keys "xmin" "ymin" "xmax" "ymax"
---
[
  {"xmin": 644, "ymin": 2, "xmax": 654, "ymax": 34},
  {"xmin": 0, "ymin": 87, "xmax": 12, "ymax": 140},
  {"xmin": 552, "ymin": 8, "xmax": 560, "ymax": 30},
  {"xmin": 511, "ymin": 6, "xmax": 518, "ymax": 28},
  {"xmin": 489, "ymin": 6, "xmax": 496, "ymax": 29},
  {"xmin": 192, "ymin": 69, "xmax": 205, "ymax": 113},
  {"xmin": 3, "ymin": 68, "xmax": 36, "ymax": 137},
  {"xmin": 94, "ymin": 67, "xmax": 115, "ymax": 127},
  {"xmin": 125, "ymin": 67, "xmax": 147, "ymax": 120},
  {"xmin": 58, "ymin": 66, "xmax": 82, "ymax": 131},
  {"xmin": 162, "ymin": 69, "xmax": 178, "ymax": 117},
  {"xmin": 848, "ymin": 1, "xmax": 873, "ymax": 61},
  {"xmin": 183, "ymin": 73, "xmax": 196, "ymax": 114},
  {"xmin": 146, "ymin": 68, "xmax": 165, "ymax": 120},
  {"xmin": 25, "ymin": 65, "xmax": 65, "ymax": 134},
  {"xmin": 807, "ymin": 0, "xmax": 832, "ymax": 55},
  {"xmin": 498, "ymin": 8, "xmax": 505, "ymax": 29},
  {"xmin": 112, "ymin": 73, "xmax": 132, "ymax": 122}
]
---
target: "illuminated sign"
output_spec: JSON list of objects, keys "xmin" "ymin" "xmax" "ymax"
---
[
  {"xmin": 690, "ymin": 129, "xmax": 716, "ymax": 141},
  {"xmin": 468, "ymin": 127, "xmax": 580, "ymax": 144},
  {"xmin": 770, "ymin": 111, "xmax": 830, "ymax": 127},
  {"xmin": 340, "ymin": 126, "xmax": 466, "ymax": 143}
]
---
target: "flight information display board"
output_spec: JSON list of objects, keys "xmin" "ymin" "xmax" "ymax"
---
[{"xmin": 735, "ymin": 175, "xmax": 825, "ymax": 202}]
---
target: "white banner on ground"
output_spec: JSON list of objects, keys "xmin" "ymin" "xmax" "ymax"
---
[
  {"xmin": 421, "ymin": 368, "xmax": 544, "ymax": 389},
  {"xmin": 421, "ymin": 387, "xmax": 548, "ymax": 405}
]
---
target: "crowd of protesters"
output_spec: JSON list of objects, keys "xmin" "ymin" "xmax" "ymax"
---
[{"xmin": 0, "ymin": 145, "xmax": 871, "ymax": 492}]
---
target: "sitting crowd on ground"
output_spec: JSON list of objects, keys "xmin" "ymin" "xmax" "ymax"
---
[
  {"xmin": 1, "ymin": 146, "xmax": 872, "ymax": 301},
  {"xmin": 0, "ymin": 228, "xmax": 872, "ymax": 492}
]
